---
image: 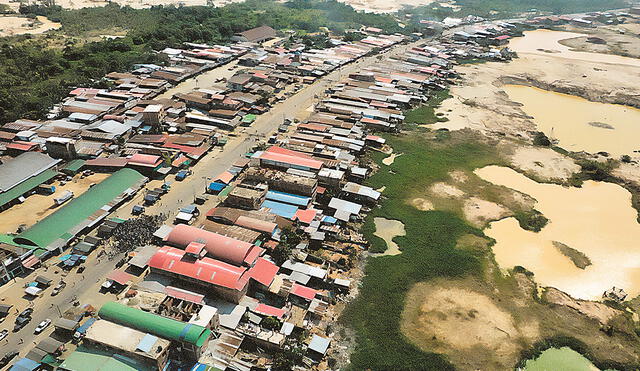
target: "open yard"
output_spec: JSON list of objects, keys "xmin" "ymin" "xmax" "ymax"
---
[{"xmin": 0, "ymin": 172, "xmax": 110, "ymax": 234}]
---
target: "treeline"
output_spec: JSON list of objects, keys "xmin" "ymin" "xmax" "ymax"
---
[
  {"xmin": 401, "ymin": 0, "xmax": 628, "ymax": 21},
  {"xmin": 1, "ymin": 0, "xmax": 400, "ymax": 124}
]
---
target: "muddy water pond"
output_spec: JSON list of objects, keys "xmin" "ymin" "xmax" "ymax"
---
[
  {"xmin": 372, "ymin": 217, "xmax": 405, "ymax": 256},
  {"xmin": 475, "ymin": 165, "xmax": 640, "ymax": 300},
  {"xmin": 523, "ymin": 347, "xmax": 605, "ymax": 371},
  {"xmin": 509, "ymin": 29, "xmax": 640, "ymax": 67},
  {"xmin": 504, "ymin": 84, "xmax": 640, "ymax": 156}
]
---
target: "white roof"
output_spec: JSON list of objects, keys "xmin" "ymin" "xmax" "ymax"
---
[
  {"xmin": 308, "ymin": 335, "xmax": 330, "ymax": 355},
  {"xmin": 318, "ymin": 168, "xmax": 345, "ymax": 179},
  {"xmin": 342, "ymin": 182, "xmax": 380, "ymax": 200},
  {"xmin": 176, "ymin": 212, "xmax": 193, "ymax": 221},
  {"xmin": 281, "ymin": 260, "xmax": 327, "ymax": 279},
  {"xmin": 153, "ymin": 225, "xmax": 173, "ymax": 239},
  {"xmin": 328, "ymin": 198, "xmax": 362, "ymax": 215},
  {"xmin": 189, "ymin": 305, "xmax": 218, "ymax": 327}
]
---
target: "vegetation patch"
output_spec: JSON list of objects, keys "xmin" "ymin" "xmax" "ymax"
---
[
  {"xmin": 342, "ymin": 131, "xmax": 503, "ymax": 370},
  {"xmin": 552, "ymin": 241, "xmax": 591, "ymax": 269},
  {"xmin": 403, "ymin": 89, "xmax": 451, "ymax": 125},
  {"xmin": 513, "ymin": 209, "xmax": 548, "ymax": 232}
]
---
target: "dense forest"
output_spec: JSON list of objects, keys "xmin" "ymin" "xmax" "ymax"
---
[{"xmin": 1, "ymin": 0, "xmax": 400, "ymax": 124}]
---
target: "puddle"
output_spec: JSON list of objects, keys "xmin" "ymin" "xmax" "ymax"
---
[
  {"xmin": 476, "ymin": 165, "xmax": 640, "ymax": 300},
  {"xmin": 504, "ymin": 85, "xmax": 640, "ymax": 156},
  {"xmin": 509, "ymin": 29, "xmax": 640, "ymax": 67},
  {"xmin": 372, "ymin": 217, "xmax": 405, "ymax": 256},
  {"xmin": 523, "ymin": 347, "xmax": 601, "ymax": 371},
  {"xmin": 382, "ymin": 153, "xmax": 401, "ymax": 165}
]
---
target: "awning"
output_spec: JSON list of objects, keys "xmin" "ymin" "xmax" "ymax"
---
[
  {"xmin": 106, "ymin": 270, "xmax": 133, "ymax": 285},
  {"xmin": 36, "ymin": 337, "xmax": 64, "ymax": 354},
  {"xmin": 0, "ymin": 304, "xmax": 12, "ymax": 315},
  {"xmin": 35, "ymin": 275, "xmax": 52, "ymax": 286},
  {"xmin": 21, "ymin": 255, "xmax": 40, "ymax": 269},
  {"xmin": 54, "ymin": 318, "xmax": 79, "ymax": 331},
  {"xmin": 164, "ymin": 286, "xmax": 204, "ymax": 305},
  {"xmin": 9, "ymin": 358, "xmax": 40, "ymax": 371}
]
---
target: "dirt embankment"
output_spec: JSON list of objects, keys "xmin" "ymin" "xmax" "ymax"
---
[{"xmin": 401, "ymin": 267, "xmax": 640, "ymax": 371}]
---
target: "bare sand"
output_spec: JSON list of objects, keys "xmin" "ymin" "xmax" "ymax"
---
[
  {"xmin": 462, "ymin": 197, "xmax": 508, "ymax": 227},
  {"xmin": 410, "ymin": 197, "xmax": 434, "ymax": 211},
  {"xmin": 382, "ymin": 152, "xmax": 401, "ymax": 165},
  {"xmin": 0, "ymin": 16, "xmax": 61, "ymax": 37},
  {"xmin": 371, "ymin": 217, "xmax": 405, "ymax": 256},
  {"xmin": 477, "ymin": 165, "xmax": 640, "ymax": 300},
  {"xmin": 336, "ymin": 0, "xmax": 435, "ymax": 13},
  {"xmin": 430, "ymin": 182, "xmax": 465, "ymax": 198},
  {"xmin": 509, "ymin": 146, "xmax": 580, "ymax": 181}
]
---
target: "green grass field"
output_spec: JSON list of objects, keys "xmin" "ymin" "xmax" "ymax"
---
[
  {"xmin": 342, "ymin": 131, "xmax": 503, "ymax": 370},
  {"xmin": 403, "ymin": 89, "xmax": 451, "ymax": 125}
]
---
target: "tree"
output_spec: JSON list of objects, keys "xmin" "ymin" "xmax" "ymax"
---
[
  {"xmin": 261, "ymin": 316, "xmax": 281, "ymax": 330},
  {"xmin": 271, "ymin": 244, "xmax": 291, "ymax": 266},
  {"xmin": 533, "ymin": 131, "xmax": 551, "ymax": 146}
]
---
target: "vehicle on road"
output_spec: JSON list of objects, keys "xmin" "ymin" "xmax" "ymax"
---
[
  {"xmin": 0, "ymin": 351, "xmax": 18, "ymax": 367},
  {"xmin": 132, "ymin": 205, "xmax": 145, "ymax": 215},
  {"xmin": 13, "ymin": 316, "xmax": 31, "ymax": 332},
  {"xmin": 175, "ymin": 170, "xmax": 192, "ymax": 181},
  {"xmin": 34, "ymin": 319, "xmax": 51, "ymax": 334},
  {"xmin": 51, "ymin": 282, "xmax": 66, "ymax": 296},
  {"xmin": 0, "ymin": 329, "xmax": 8, "ymax": 341},
  {"xmin": 17, "ymin": 308, "xmax": 33, "ymax": 319}
]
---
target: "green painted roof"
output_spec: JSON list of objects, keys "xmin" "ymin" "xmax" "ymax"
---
[
  {"xmin": 98, "ymin": 302, "xmax": 211, "ymax": 347},
  {"xmin": 14, "ymin": 169, "xmax": 145, "ymax": 248},
  {"xmin": 62, "ymin": 159, "xmax": 86, "ymax": 173},
  {"xmin": 59, "ymin": 346, "xmax": 153, "ymax": 371},
  {"xmin": 0, "ymin": 169, "xmax": 58, "ymax": 209},
  {"xmin": 0, "ymin": 234, "xmax": 37, "ymax": 251}
]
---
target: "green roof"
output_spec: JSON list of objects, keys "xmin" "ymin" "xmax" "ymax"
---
[
  {"xmin": 242, "ymin": 114, "xmax": 257, "ymax": 123},
  {"xmin": 59, "ymin": 347, "xmax": 153, "ymax": 371},
  {"xmin": 0, "ymin": 234, "xmax": 37, "ymax": 251},
  {"xmin": 98, "ymin": 302, "xmax": 211, "ymax": 347},
  {"xmin": 0, "ymin": 169, "xmax": 58, "ymax": 209},
  {"xmin": 14, "ymin": 169, "xmax": 145, "ymax": 248},
  {"xmin": 62, "ymin": 159, "xmax": 86, "ymax": 173}
]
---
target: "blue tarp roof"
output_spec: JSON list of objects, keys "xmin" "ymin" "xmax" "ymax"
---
[
  {"xmin": 208, "ymin": 182, "xmax": 226, "ymax": 192},
  {"xmin": 10, "ymin": 358, "xmax": 40, "ymax": 371},
  {"xmin": 76, "ymin": 318, "xmax": 97, "ymax": 334},
  {"xmin": 266, "ymin": 190, "xmax": 310, "ymax": 207},
  {"xmin": 136, "ymin": 333, "xmax": 159, "ymax": 353},
  {"xmin": 322, "ymin": 216, "xmax": 337, "ymax": 224},
  {"xmin": 179, "ymin": 205, "xmax": 198, "ymax": 214},
  {"xmin": 262, "ymin": 200, "xmax": 298, "ymax": 220}
]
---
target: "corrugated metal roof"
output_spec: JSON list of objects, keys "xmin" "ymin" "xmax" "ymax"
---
[
  {"xmin": 164, "ymin": 224, "xmax": 253, "ymax": 266},
  {"xmin": 0, "ymin": 152, "xmax": 60, "ymax": 192}
]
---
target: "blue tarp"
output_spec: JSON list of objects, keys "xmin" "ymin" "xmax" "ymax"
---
[
  {"xmin": 76, "ymin": 318, "xmax": 97, "ymax": 335},
  {"xmin": 179, "ymin": 205, "xmax": 198, "ymax": 214},
  {"xmin": 208, "ymin": 182, "xmax": 226, "ymax": 192},
  {"xmin": 136, "ymin": 333, "xmax": 159, "ymax": 353},
  {"xmin": 266, "ymin": 190, "xmax": 310, "ymax": 207},
  {"xmin": 322, "ymin": 216, "xmax": 337, "ymax": 224},
  {"xmin": 262, "ymin": 200, "xmax": 298, "ymax": 220},
  {"xmin": 59, "ymin": 254, "xmax": 72, "ymax": 261},
  {"xmin": 10, "ymin": 358, "xmax": 40, "ymax": 371}
]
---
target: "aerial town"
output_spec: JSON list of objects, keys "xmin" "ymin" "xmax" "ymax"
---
[{"xmin": 0, "ymin": 0, "xmax": 640, "ymax": 370}]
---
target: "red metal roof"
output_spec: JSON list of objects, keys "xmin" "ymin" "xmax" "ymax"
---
[
  {"xmin": 214, "ymin": 171, "xmax": 234, "ymax": 184},
  {"xmin": 185, "ymin": 241, "xmax": 206, "ymax": 255},
  {"xmin": 6, "ymin": 141, "xmax": 38, "ymax": 152},
  {"xmin": 128, "ymin": 153, "xmax": 162, "ymax": 167},
  {"xmin": 258, "ymin": 147, "xmax": 323, "ymax": 170},
  {"xmin": 107, "ymin": 270, "xmax": 134, "ymax": 285},
  {"xmin": 243, "ymin": 246, "xmax": 263, "ymax": 266},
  {"xmin": 22, "ymin": 255, "xmax": 39, "ymax": 269},
  {"xmin": 254, "ymin": 303, "xmax": 285, "ymax": 319},
  {"xmin": 165, "ymin": 224, "xmax": 254, "ymax": 266},
  {"xmin": 164, "ymin": 286, "xmax": 204, "ymax": 304},
  {"xmin": 248, "ymin": 258, "xmax": 278, "ymax": 287},
  {"xmin": 235, "ymin": 216, "xmax": 277, "ymax": 234},
  {"xmin": 290, "ymin": 283, "xmax": 317, "ymax": 301},
  {"xmin": 148, "ymin": 246, "xmax": 247, "ymax": 290},
  {"xmin": 85, "ymin": 157, "xmax": 129, "ymax": 168},
  {"xmin": 294, "ymin": 209, "xmax": 317, "ymax": 225}
]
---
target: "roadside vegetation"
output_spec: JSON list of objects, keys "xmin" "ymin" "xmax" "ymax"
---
[
  {"xmin": 0, "ymin": 0, "xmax": 400, "ymax": 125},
  {"xmin": 342, "ymin": 131, "xmax": 503, "ymax": 370}
]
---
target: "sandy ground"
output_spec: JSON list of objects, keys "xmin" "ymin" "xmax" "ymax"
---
[
  {"xmin": 381, "ymin": 152, "xmax": 401, "ymax": 165},
  {"xmin": 508, "ymin": 146, "xmax": 580, "ymax": 181},
  {"xmin": 434, "ymin": 27, "xmax": 640, "ymax": 151},
  {"xmin": 336, "ymin": 0, "xmax": 435, "ymax": 13},
  {"xmin": 429, "ymin": 182, "xmax": 465, "ymax": 198},
  {"xmin": 409, "ymin": 197, "xmax": 433, "ymax": 211},
  {"xmin": 613, "ymin": 161, "xmax": 640, "ymax": 187},
  {"xmin": 371, "ymin": 217, "xmax": 405, "ymax": 256},
  {"xmin": 0, "ymin": 173, "xmax": 110, "ymax": 234},
  {"xmin": 0, "ymin": 16, "xmax": 61, "ymax": 37},
  {"xmin": 462, "ymin": 197, "xmax": 508, "ymax": 227}
]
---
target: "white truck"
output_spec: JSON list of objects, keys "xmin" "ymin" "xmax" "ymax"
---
[{"xmin": 54, "ymin": 190, "xmax": 74, "ymax": 206}]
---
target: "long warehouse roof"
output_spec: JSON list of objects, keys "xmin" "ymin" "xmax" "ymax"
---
[{"xmin": 14, "ymin": 168, "xmax": 146, "ymax": 248}]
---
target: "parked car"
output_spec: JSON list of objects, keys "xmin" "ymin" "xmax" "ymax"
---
[
  {"xmin": 13, "ymin": 316, "xmax": 30, "ymax": 332},
  {"xmin": 0, "ymin": 351, "xmax": 18, "ymax": 367},
  {"xmin": 0, "ymin": 329, "xmax": 8, "ymax": 341},
  {"xmin": 34, "ymin": 319, "xmax": 51, "ymax": 334},
  {"xmin": 131, "ymin": 205, "xmax": 145, "ymax": 215},
  {"xmin": 17, "ymin": 308, "xmax": 33, "ymax": 319},
  {"xmin": 51, "ymin": 282, "xmax": 66, "ymax": 296},
  {"xmin": 175, "ymin": 170, "xmax": 191, "ymax": 181}
]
